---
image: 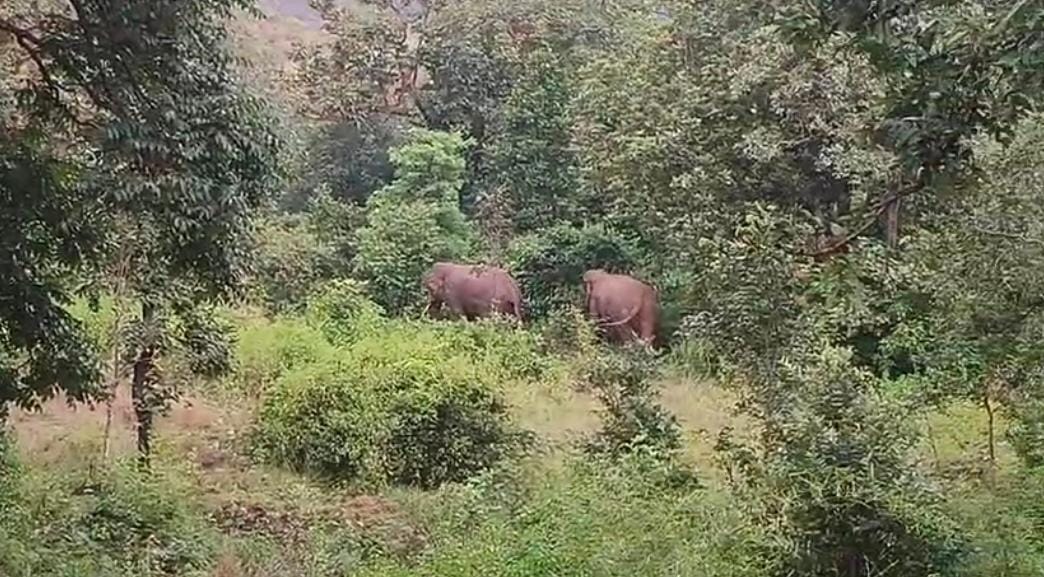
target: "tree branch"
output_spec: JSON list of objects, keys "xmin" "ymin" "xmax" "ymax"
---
[
  {"xmin": 806, "ymin": 183, "xmax": 922, "ymax": 258},
  {"xmin": 1, "ymin": 18, "xmax": 67, "ymax": 103},
  {"xmin": 972, "ymin": 225, "xmax": 1044, "ymax": 247},
  {"xmin": 808, "ymin": 203, "xmax": 889, "ymax": 258},
  {"xmin": 0, "ymin": 18, "xmax": 42, "ymax": 45}
]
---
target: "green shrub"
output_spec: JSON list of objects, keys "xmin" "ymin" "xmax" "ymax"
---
[
  {"xmin": 949, "ymin": 468, "xmax": 1044, "ymax": 577},
  {"xmin": 233, "ymin": 315, "xmax": 337, "ymax": 396},
  {"xmin": 0, "ymin": 434, "xmax": 30, "ymax": 572},
  {"xmin": 64, "ymin": 467, "xmax": 217, "ymax": 575},
  {"xmin": 583, "ymin": 345, "xmax": 682, "ymax": 462},
  {"xmin": 506, "ymin": 223, "xmax": 641, "ymax": 319},
  {"xmin": 1007, "ymin": 401, "xmax": 1044, "ymax": 468},
  {"xmin": 353, "ymin": 130, "xmax": 475, "ymax": 314},
  {"xmin": 254, "ymin": 323, "xmax": 521, "ymax": 488},
  {"xmin": 249, "ymin": 214, "xmax": 337, "ymax": 313},
  {"xmin": 354, "ymin": 198, "xmax": 471, "ymax": 314},
  {"xmin": 305, "ymin": 279, "xmax": 386, "ymax": 346},
  {"xmin": 0, "ymin": 457, "xmax": 217, "ymax": 577},
  {"xmin": 664, "ymin": 333, "xmax": 720, "ymax": 380},
  {"xmin": 356, "ymin": 458, "xmax": 771, "ymax": 577},
  {"xmin": 428, "ymin": 318, "xmax": 550, "ymax": 382},
  {"xmin": 715, "ymin": 345, "xmax": 969, "ymax": 577},
  {"xmin": 172, "ymin": 305, "xmax": 236, "ymax": 380}
]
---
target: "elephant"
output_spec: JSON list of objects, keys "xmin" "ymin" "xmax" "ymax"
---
[
  {"xmin": 582, "ymin": 269, "xmax": 658, "ymax": 344},
  {"xmin": 422, "ymin": 262, "xmax": 524, "ymax": 321}
]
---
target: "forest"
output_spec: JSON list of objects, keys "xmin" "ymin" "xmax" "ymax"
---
[{"xmin": 2, "ymin": 0, "xmax": 1044, "ymax": 575}]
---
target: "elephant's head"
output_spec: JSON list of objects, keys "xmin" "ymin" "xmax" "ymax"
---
[
  {"xmin": 581, "ymin": 269, "xmax": 609, "ymax": 310},
  {"xmin": 422, "ymin": 262, "xmax": 452, "ymax": 317},
  {"xmin": 582, "ymin": 269, "xmax": 609, "ymax": 292}
]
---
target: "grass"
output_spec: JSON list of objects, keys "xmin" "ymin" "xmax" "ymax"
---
[{"xmin": 5, "ymin": 305, "xmax": 1044, "ymax": 577}]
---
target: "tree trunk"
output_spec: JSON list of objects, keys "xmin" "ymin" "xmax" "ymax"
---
[
  {"xmin": 131, "ymin": 303, "xmax": 156, "ymax": 470},
  {"xmin": 983, "ymin": 386, "xmax": 997, "ymax": 484},
  {"xmin": 884, "ymin": 195, "xmax": 900, "ymax": 249},
  {"xmin": 102, "ymin": 298, "xmax": 123, "ymax": 462},
  {"xmin": 926, "ymin": 416, "xmax": 940, "ymax": 472}
]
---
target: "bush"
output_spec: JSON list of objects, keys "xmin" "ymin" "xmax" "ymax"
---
[
  {"xmin": 1007, "ymin": 400, "xmax": 1044, "ymax": 469},
  {"xmin": 0, "ymin": 457, "xmax": 217, "ymax": 577},
  {"xmin": 353, "ymin": 129, "xmax": 476, "ymax": 314},
  {"xmin": 233, "ymin": 315, "xmax": 337, "ymax": 396},
  {"xmin": 64, "ymin": 467, "xmax": 217, "ymax": 575},
  {"xmin": 716, "ymin": 345, "xmax": 968, "ymax": 577},
  {"xmin": 428, "ymin": 318, "xmax": 550, "ymax": 382},
  {"xmin": 582, "ymin": 345, "xmax": 682, "ymax": 462},
  {"xmin": 254, "ymin": 323, "xmax": 522, "ymax": 488},
  {"xmin": 305, "ymin": 279, "xmax": 386, "ymax": 346},
  {"xmin": 249, "ymin": 215, "xmax": 337, "ymax": 313},
  {"xmin": 506, "ymin": 223, "xmax": 641, "ymax": 319},
  {"xmin": 948, "ymin": 467, "xmax": 1044, "ymax": 577},
  {"xmin": 354, "ymin": 458, "xmax": 771, "ymax": 577},
  {"xmin": 354, "ymin": 198, "xmax": 471, "ymax": 314}
]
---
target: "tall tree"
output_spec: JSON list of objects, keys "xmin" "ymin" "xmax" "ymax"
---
[{"xmin": 0, "ymin": 0, "xmax": 279, "ymax": 450}]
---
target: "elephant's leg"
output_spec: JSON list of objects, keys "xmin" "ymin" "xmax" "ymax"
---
[
  {"xmin": 443, "ymin": 292, "xmax": 466, "ymax": 320},
  {"xmin": 637, "ymin": 313, "xmax": 656, "ymax": 345}
]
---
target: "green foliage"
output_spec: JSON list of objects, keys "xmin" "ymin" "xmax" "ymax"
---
[
  {"xmin": 354, "ymin": 129, "xmax": 475, "ymax": 313},
  {"xmin": 0, "ymin": 135, "xmax": 103, "ymax": 415},
  {"xmin": 169, "ymin": 306, "xmax": 235, "ymax": 381},
  {"xmin": 232, "ymin": 315, "xmax": 337, "ymax": 397},
  {"xmin": 305, "ymin": 279, "xmax": 386, "ymax": 346},
  {"xmin": 583, "ymin": 346, "xmax": 682, "ymax": 462},
  {"xmin": 249, "ymin": 214, "xmax": 337, "ymax": 313},
  {"xmin": 489, "ymin": 46, "xmax": 582, "ymax": 232},
  {"xmin": 8, "ymin": 0, "xmax": 1044, "ymax": 574},
  {"xmin": 427, "ymin": 319, "xmax": 550, "ymax": 383},
  {"xmin": 949, "ymin": 468, "xmax": 1044, "ymax": 577},
  {"xmin": 535, "ymin": 305, "xmax": 599, "ymax": 355},
  {"xmin": 0, "ymin": 458, "xmax": 217, "ymax": 577},
  {"xmin": 285, "ymin": 116, "xmax": 402, "ymax": 210},
  {"xmin": 506, "ymin": 223, "xmax": 641, "ymax": 319},
  {"xmin": 357, "ymin": 458, "xmax": 771, "ymax": 577},
  {"xmin": 678, "ymin": 199, "xmax": 966, "ymax": 575},
  {"xmin": 308, "ymin": 187, "xmax": 367, "ymax": 274},
  {"xmin": 254, "ymin": 321, "xmax": 522, "ymax": 488},
  {"xmin": 1008, "ymin": 401, "xmax": 1044, "ymax": 468},
  {"xmin": 714, "ymin": 343, "xmax": 967, "ymax": 577},
  {"xmin": 0, "ymin": 0, "xmax": 279, "ymax": 414}
]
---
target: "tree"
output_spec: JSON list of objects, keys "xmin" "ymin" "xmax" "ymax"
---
[
  {"xmin": 353, "ymin": 129, "xmax": 474, "ymax": 313},
  {"xmin": 883, "ymin": 115, "xmax": 1044, "ymax": 471},
  {"xmin": 778, "ymin": 0, "xmax": 1044, "ymax": 250},
  {"xmin": 294, "ymin": 0, "xmax": 618, "ymax": 215},
  {"xmin": 0, "ymin": 0, "xmax": 279, "ymax": 462},
  {"xmin": 563, "ymin": 1, "xmax": 1044, "ymax": 572}
]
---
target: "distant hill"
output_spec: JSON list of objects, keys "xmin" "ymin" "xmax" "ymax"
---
[
  {"xmin": 233, "ymin": 0, "xmax": 422, "ymax": 114},
  {"xmin": 231, "ymin": 1, "xmax": 334, "ymax": 109},
  {"xmin": 257, "ymin": 0, "xmax": 323, "ymax": 27}
]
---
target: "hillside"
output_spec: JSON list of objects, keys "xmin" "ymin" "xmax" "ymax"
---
[{"xmin": 257, "ymin": 0, "xmax": 322, "ymax": 26}]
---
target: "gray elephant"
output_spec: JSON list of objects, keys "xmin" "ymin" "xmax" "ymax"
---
[
  {"xmin": 582, "ymin": 269, "xmax": 658, "ymax": 344},
  {"xmin": 422, "ymin": 262, "xmax": 524, "ymax": 321}
]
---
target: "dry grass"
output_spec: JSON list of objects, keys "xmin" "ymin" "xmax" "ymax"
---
[
  {"xmin": 920, "ymin": 400, "xmax": 1019, "ymax": 479},
  {"xmin": 6, "ymin": 382, "xmax": 255, "ymax": 482},
  {"xmin": 501, "ymin": 375, "xmax": 749, "ymax": 482}
]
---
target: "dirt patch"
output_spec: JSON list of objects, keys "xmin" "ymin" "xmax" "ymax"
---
[
  {"xmin": 213, "ymin": 500, "xmax": 310, "ymax": 543},
  {"xmin": 7, "ymin": 384, "xmax": 251, "ymax": 469},
  {"xmin": 340, "ymin": 495, "xmax": 428, "ymax": 558},
  {"xmin": 212, "ymin": 495, "xmax": 427, "ymax": 560}
]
